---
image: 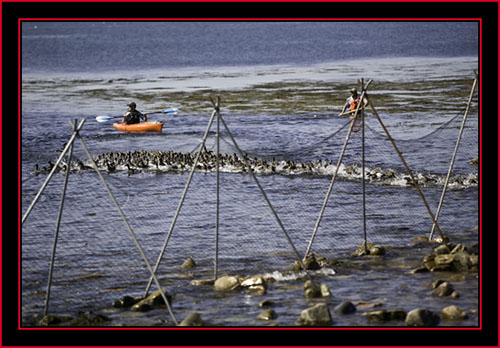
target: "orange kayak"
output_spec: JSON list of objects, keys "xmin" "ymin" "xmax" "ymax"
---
[{"xmin": 113, "ymin": 121, "xmax": 163, "ymax": 133}]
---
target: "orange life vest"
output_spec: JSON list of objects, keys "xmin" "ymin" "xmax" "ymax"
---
[{"xmin": 350, "ymin": 97, "xmax": 360, "ymax": 112}]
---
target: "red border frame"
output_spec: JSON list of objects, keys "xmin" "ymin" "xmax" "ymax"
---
[{"xmin": 16, "ymin": 17, "xmax": 483, "ymax": 335}]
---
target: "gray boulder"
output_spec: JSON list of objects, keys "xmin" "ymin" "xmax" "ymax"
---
[
  {"xmin": 441, "ymin": 305, "xmax": 468, "ymax": 321},
  {"xmin": 241, "ymin": 275, "xmax": 267, "ymax": 294},
  {"xmin": 334, "ymin": 301, "xmax": 356, "ymax": 314},
  {"xmin": 431, "ymin": 281, "xmax": 454, "ymax": 297},
  {"xmin": 257, "ymin": 309, "xmax": 277, "ymax": 321},
  {"xmin": 213, "ymin": 275, "xmax": 241, "ymax": 291},
  {"xmin": 179, "ymin": 312, "xmax": 203, "ymax": 326},
  {"xmin": 405, "ymin": 309, "xmax": 440, "ymax": 326},
  {"xmin": 296, "ymin": 303, "xmax": 333, "ymax": 326},
  {"xmin": 181, "ymin": 257, "xmax": 196, "ymax": 269}
]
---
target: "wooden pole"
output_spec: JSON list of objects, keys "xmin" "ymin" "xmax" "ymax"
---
[
  {"xmin": 22, "ymin": 119, "xmax": 86, "ymax": 225},
  {"xmin": 215, "ymin": 96, "xmax": 221, "ymax": 280},
  {"xmin": 365, "ymin": 95, "xmax": 447, "ymax": 242},
  {"xmin": 429, "ymin": 74, "xmax": 478, "ymax": 240},
  {"xmin": 144, "ymin": 106, "xmax": 218, "ymax": 297},
  {"xmin": 360, "ymin": 79, "xmax": 368, "ymax": 254},
  {"xmin": 305, "ymin": 80, "xmax": 373, "ymax": 257},
  {"xmin": 77, "ymin": 129, "xmax": 178, "ymax": 325},
  {"xmin": 44, "ymin": 120, "xmax": 76, "ymax": 316},
  {"xmin": 219, "ymin": 114, "xmax": 313, "ymax": 282}
]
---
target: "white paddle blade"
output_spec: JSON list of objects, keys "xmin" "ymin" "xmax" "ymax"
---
[
  {"xmin": 96, "ymin": 115, "xmax": 115, "ymax": 122},
  {"xmin": 163, "ymin": 108, "xmax": 179, "ymax": 115}
]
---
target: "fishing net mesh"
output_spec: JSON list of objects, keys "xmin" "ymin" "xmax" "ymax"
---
[{"xmin": 21, "ymin": 89, "xmax": 478, "ymax": 322}]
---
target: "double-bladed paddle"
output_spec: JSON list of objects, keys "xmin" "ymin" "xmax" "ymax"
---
[{"xmin": 95, "ymin": 108, "xmax": 179, "ymax": 123}]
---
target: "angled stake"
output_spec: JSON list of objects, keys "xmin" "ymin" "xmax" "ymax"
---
[{"xmin": 365, "ymin": 95, "xmax": 446, "ymax": 242}]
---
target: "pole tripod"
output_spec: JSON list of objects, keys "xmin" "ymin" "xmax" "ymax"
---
[
  {"xmin": 23, "ymin": 119, "xmax": 178, "ymax": 325},
  {"xmin": 305, "ymin": 78, "xmax": 446, "ymax": 258},
  {"xmin": 144, "ymin": 97, "xmax": 314, "ymax": 298}
]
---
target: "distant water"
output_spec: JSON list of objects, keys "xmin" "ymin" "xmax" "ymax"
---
[{"xmin": 22, "ymin": 21, "xmax": 478, "ymax": 74}]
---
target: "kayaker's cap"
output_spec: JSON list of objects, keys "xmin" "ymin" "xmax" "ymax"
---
[
  {"xmin": 350, "ymin": 88, "xmax": 358, "ymax": 94},
  {"xmin": 128, "ymin": 101, "xmax": 137, "ymax": 107}
]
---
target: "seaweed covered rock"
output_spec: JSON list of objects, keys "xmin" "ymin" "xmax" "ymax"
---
[
  {"xmin": 304, "ymin": 280, "xmax": 331, "ymax": 298},
  {"xmin": 190, "ymin": 278, "xmax": 215, "ymax": 286},
  {"xmin": 363, "ymin": 309, "xmax": 406, "ymax": 322},
  {"xmin": 304, "ymin": 280, "xmax": 321, "ymax": 298},
  {"xmin": 70, "ymin": 311, "xmax": 112, "ymax": 326},
  {"xmin": 420, "ymin": 243, "xmax": 478, "ymax": 273},
  {"xmin": 294, "ymin": 253, "xmax": 321, "ymax": 270},
  {"xmin": 131, "ymin": 290, "xmax": 172, "ymax": 312},
  {"xmin": 113, "ymin": 295, "xmax": 139, "ymax": 308},
  {"xmin": 37, "ymin": 314, "xmax": 73, "ymax": 326},
  {"xmin": 352, "ymin": 243, "xmax": 386, "ymax": 257}
]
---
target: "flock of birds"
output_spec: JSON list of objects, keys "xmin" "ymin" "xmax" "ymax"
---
[{"xmin": 31, "ymin": 148, "xmax": 479, "ymax": 189}]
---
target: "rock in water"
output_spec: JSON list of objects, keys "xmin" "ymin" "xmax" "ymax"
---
[
  {"xmin": 441, "ymin": 305, "xmax": 468, "ymax": 321},
  {"xmin": 190, "ymin": 279, "xmax": 214, "ymax": 286},
  {"xmin": 296, "ymin": 303, "xmax": 333, "ymax": 326},
  {"xmin": 369, "ymin": 245, "xmax": 386, "ymax": 256},
  {"xmin": 302, "ymin": 253, "xmax": 321, "ymax": 270},
  {"xmin": 71, "ymin": 311, "xmax": 111, "ymax": 326},
  {"xmin": 213, "ymin": 275, "xmax": 241, "ymax": 291},
  {"xmin": 241, "ymin": 275, "xmax": 267, "ymax": 294},
  {"xmin": 181, "ymin": 257, "xmax": 196, "ymax": 269},
  {"xmin": 259, "ymin": 299, "xmax": 274, "ymax": 307},
  {"xmin": 179, "ymin": 312, "xmax": 204, "ymax": 326},
  {"xmin": 304, "ymin": 280, "xmax": 322, "ymax": 298},
  {"xmin": 37, "ymin": 314, "xmax": 73, "ymax": 326},
  {"xmin": 431, "ymin": 281, "xmax": 454, "ymax": 297},
  {"xmin": 257, "ymin": 309, "xmax": 277, "ymax": 321},
  {"xmin": 320, "ymin": 283, "xmax": 332, "ymax": 297},
  {"xmin": 334, "ymin": 301, "xmax": 356, "ymax": 314},
  {"xmin": 131, "ymin": 290, "xmax": 172, "ymax": 312},
  {"xmin": 113, "ymin": 295, "xmax": 138, "ymax": 308},
  {"xmin": 405, "ymin": 309, "xmax": 440, "ymax": 327}
]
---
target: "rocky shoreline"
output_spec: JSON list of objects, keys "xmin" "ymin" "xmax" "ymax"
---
[{"xmin": 29, "ymin": 236, "xmax": 478, "ymax": 327}]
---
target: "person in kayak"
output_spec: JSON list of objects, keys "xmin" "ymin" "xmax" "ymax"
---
[
  {"xmin": 123, "ymin": 102, "xmax": 147, "ymax": 124},
  {"xmin": 339, "ymin": 88, "xmax": 368, "ymax": 116}
]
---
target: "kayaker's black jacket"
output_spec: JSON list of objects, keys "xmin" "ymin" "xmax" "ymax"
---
[{"xmin": 124, "ymin": 110, "xmax": 146, "ymax": 124}]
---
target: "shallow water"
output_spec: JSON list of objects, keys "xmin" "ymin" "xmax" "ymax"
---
[{"xmin": 20, "ymin": 21, "xmax": 479, "ymax": 327}]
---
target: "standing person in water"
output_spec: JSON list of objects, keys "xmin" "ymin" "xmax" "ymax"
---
[
  {"xmin": 123, "ymin": 102, "xmax": 147, "ymax": 124},
  {"xmin": 339, "ymin": 88, "xmax": 368, "ymax": 116},
  {"xmin": 339, "ymin": 88, "xmax": 368, "ymax": 132}
]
